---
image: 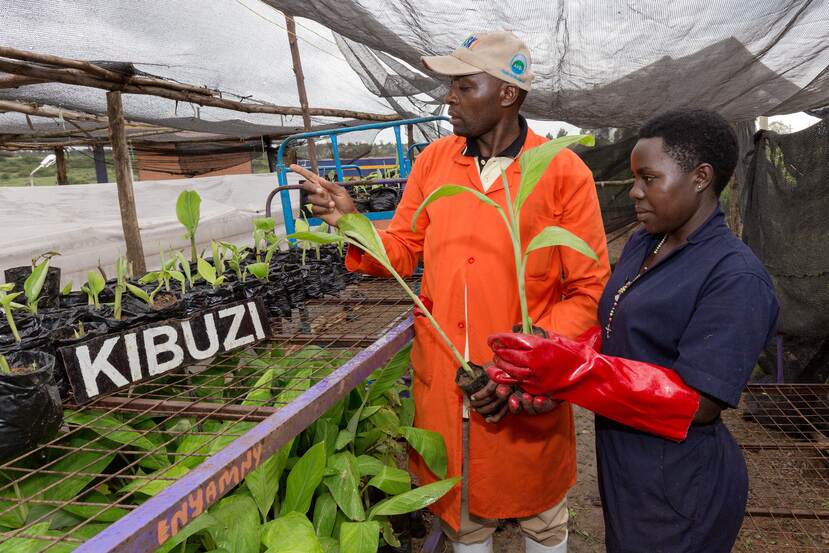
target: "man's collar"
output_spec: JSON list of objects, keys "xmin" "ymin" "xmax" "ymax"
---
[{"xmin": 462, "ymin": 115, "xmax": 528, "ymax": 160}]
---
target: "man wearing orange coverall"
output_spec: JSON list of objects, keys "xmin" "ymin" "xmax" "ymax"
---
[{"xmin": 295, "ymin": 31, "xmax": 609, "ymax": 553}]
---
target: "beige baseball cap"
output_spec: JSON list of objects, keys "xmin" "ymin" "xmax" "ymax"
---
[{"xmin": 421, "ymin": 31, "xmax": 533, "ymax": 91}]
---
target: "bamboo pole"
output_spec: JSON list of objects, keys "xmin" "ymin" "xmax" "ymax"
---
[
  {"xmin": 0, "ymin": 99, "xmax": 160, "ymax": 127},
  {"xmin": 106, "ymin": 91, "xmax": 146, "ymax": 274},
  {"xmin": 0, "ymin": 58, "xmax": 400, "ymax": 122},
  {"xmin": 54, "ymin": 147, "xmax": 68, "ymax": 185},
  {"xmin": 0, "ymin": 46, "xmax": 231, "ymax": 97},
  {"xmin": 285, "ymin": 15, "xmax": 319, "ymax": 175},
  {"xmin": 0, "ymin": 75, "xmax": 46, "ymax": 88}
]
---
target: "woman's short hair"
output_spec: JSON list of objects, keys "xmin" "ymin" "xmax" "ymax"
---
[{"xmin": 639, "ymin": 109, "xmax": 738, "ymax": 195}]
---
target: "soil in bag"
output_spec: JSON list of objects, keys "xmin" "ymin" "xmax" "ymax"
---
[
  {"xmin": 5, "ymin": 266, "xmax": 62, "ymax": 309},
  {"xmin": 47, "ymin": 319, "xmax": 108, "ymax": 400},
  {"xmin": 0, "ymin": 350, "xmax": 63, "ymax": 463},
  {"xmin": 455, "ymin": 363, "xmax": 490, "ymax": 398},
  {"xmin": 0, "ymin": 312, "xmax": 49, "ymax": 354},
  {"xmin": 369, "ymin": 187, "xmax": 400, "ymax": 212}
]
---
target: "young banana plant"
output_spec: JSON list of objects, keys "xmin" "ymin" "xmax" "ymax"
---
[
  {"xmin": 197, "ymin": 256, "xmax": 225, "ymax": 289},
  {"xmin": 81, "ymin": 269, "xmax": 106, "ymax": 309},
  {"xmin": 114, "ymin": 256, "xmax": 128, "ymax": 320},
  {"xmin": 219, "ymin": 241, "xmax": 250, "ymax": 282},
  {"xmin": 411, "ymin": 134, "xmax": 599, "ymax": 334},
  {"xmin": 22, "ymin": 257, "xmax": 51, "ymax": 315},
  {"xmin": 0, "ymin": 283, "xmax": 24, "ymax": 343},
  {"xmin": 176, "ymin": 190, "xmax": 201, "ymax": 263}
]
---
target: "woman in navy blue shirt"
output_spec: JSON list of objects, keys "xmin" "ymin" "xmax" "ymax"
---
[{"xmin": 487, "ymin": 109, "xmax": 779, "ymax": 552}]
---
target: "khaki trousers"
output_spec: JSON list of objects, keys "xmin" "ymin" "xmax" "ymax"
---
[{"xmin": 441, "ymin": 419, "xmax": 569, "ymax": 546}]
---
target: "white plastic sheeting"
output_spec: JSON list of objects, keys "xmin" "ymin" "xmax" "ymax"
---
[
  {"xmin": 0, "ymin": 173, "xmax": 299, "ymax": 288},
  {"xmin": 0, "ymin": 0, "xmax": 415, "ymax": 137}
]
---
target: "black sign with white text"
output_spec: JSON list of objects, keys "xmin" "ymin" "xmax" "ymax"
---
[{"xmin": 59, "ymin": 298, "xmax": 270, "ymax": 403}]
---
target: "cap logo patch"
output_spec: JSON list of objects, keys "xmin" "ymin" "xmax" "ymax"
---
[
  {"xmin": 462, "ymin": 35, "xmax": 478, "ymax": 48},
  {"xmin": 510, "ymin": 53, "xmax": 527, "ymax": 75}
]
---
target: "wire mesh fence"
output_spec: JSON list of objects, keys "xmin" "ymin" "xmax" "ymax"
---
[
  {"xmin": 3, "ymin": 277, "xmax": 826, "ymax": 552},
  {"xmin": 730, "ymin": 384, "xmax": 829, "ymax": 552},
  {"xmin": 0, "ymin": 277, "xmax": 414, "ymax": 551}
]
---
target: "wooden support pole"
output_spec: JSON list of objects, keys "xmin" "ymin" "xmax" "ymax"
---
[
  {"xmin": 54, "ymin": 147, "xmax": 68, "ymax": 185},
  {"xmin": 0, "ymin": 99, "xmax": 163, "ymax": 127},
  {"xmin": 106, "ymin": 91, "xmax": 146, "ymax": 274},
  {"xmin": 285, "ymin": 15, "xmax": 319, "ymax": 175}
]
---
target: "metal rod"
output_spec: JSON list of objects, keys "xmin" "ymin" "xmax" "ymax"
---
[
  {"xmin": 393, "ymin": 125, "xmax": 407, "ymax": 177},
  {"xmin": 746, "ymin": 507, "xmax": 829, "ymax": 520},
  {"xmin": 106, "ymin": 90, "xmax": 146, "ymax": 275},
  {"xmin": 76, "ymin": 317, "xmax": 415, "ymax": 553},
  {"xmin": 80, "ymin": 396, "xmax": 279, "ymax": 422},
  {"xmin": 330, "ymin": 134, "xmax": 343, "ymax": 182},
  {"xmin": 776, "ymin": 334, "xmax": 784, "ymax": 383},
  {"xmin": 269, "ymin": 334, "xmax": 389, "ymax": 347}
]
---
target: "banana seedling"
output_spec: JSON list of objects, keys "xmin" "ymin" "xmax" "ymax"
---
[
  {"xmin": 81, "ymin": 269, "xmax": 106, "ymax": 309},
  {"xmin": 246, "ymin": 262, "xmax": 270, "ymax": 282},
  {"xmin": 219, "ymin": 242, "xmax": 252, "ymax": 282},
  {"xmin": 172, "ymin": 250, "xmax": 195, "ymax": 288},
  {"xmin": 139, "ymin": 252, "xmax": 186, "ymax": 295},
  {"xmin": 60, "ymin": 281, "xmax": 73, "ymax": 296},
  {"xmin": 113, "ymin": 256, "xmax": 128, "ymax": 320},
  {"xmin": 126, "ymin": 282, "xmax": 162, "ymax": 308},
  {"xmin": 210, "ymin": 241, "xmax": 226, "ymax": 277},
  {"xmin": 411, "ymin": 134, "xmax": 600, "ymax": 334},
  {"xmin": 295, "ymin": 214, "xmax": 330, "ymax": 264},
  {"xmin": 176, "ymin": 190, "xmax": 201, "ymax": 263},
  {"xmin": 22, "ymin": 256, "xmax": 50, "ymax": 315},
  {"xmin": 197, "ymin": 256, "xmax": 225, "ymax": 289},
  {"xmin": 0, "ymin": 354, "xmax": 10, "ymax": 375},
  {"xmin": 0, "ymin": 283, "xmax": 24, "ymax": 343},
  {"xmin": 253, "ymin": 217, "xmax": 278, "ymax": 260}
]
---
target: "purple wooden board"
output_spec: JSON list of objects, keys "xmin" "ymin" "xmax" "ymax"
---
[{"xmin": 75, "ymin": 316, "xmax": 414, "ymax": 553}]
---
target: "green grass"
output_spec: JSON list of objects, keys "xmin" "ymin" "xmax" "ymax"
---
[
  {"xmin": 0, "ymin": 150, "xmax": 110, "ymax": 187},
  {"xmin": 0, "ymin": 142, "xmax": 401, "ymax": 187}
]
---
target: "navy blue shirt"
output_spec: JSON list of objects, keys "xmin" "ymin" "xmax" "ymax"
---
[{"xmin": 596, "ymin": 207, "xmax": 779, "ymax": 552}]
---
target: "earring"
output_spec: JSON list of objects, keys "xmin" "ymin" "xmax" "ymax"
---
[{"xmin": 696, "ymin": 184, "xmax": 702, "ymax": 191}]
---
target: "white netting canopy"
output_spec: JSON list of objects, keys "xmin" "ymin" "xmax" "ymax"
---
[
  {"xmin": 269, "ymin": 0, "xmax": 829, "ymax": 126},
  {"xmin": 1, "ymin": 0, "xmax": 826, "ymax": 141},
  {"xmin": 0, "ymin": 0, "xmax": 428, "ymax": 140}
]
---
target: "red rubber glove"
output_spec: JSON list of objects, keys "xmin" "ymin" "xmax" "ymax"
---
[
  {"xmin": 489, "ymin": 327, "xmax": 599, "ymax": 416},
  {"xmin": 413, "ymin": 294, "xmax": 432, "ymax": 318},
  {"xmin": 487, "ymin": 327, "xmax": 700, "ymax": 441}
]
